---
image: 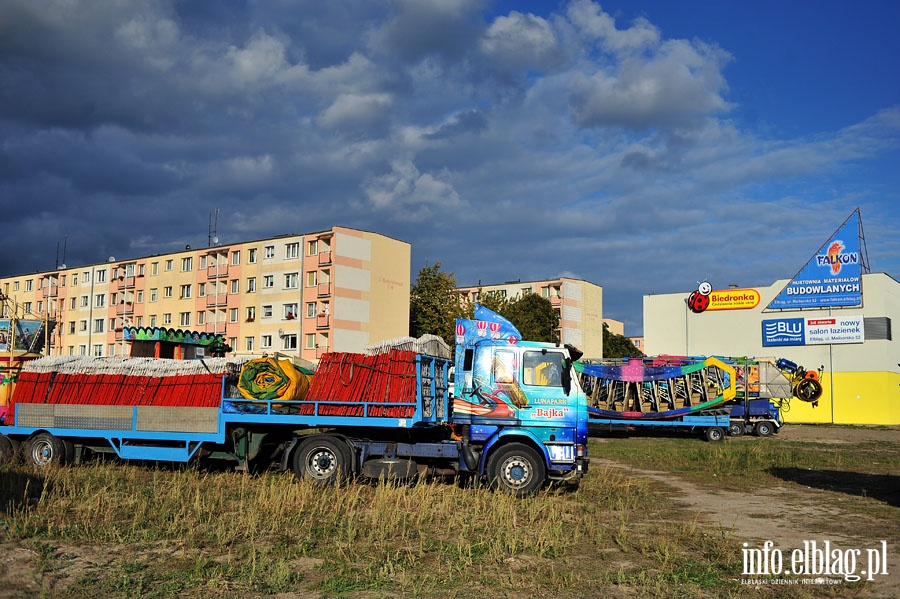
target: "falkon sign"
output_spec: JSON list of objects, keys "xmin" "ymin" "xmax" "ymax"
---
[
  {"xmin": 763, "ymin": 316, "xmax": 864, "ymax": 347},
  {"xmin": 767, "ymin": 212, "xmax": 863, "ymax": 310}
]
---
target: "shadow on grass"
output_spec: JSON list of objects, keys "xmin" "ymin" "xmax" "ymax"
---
[
  {"xmin": 0, "ymin": 469, "xmax": 50, "ymax": 511},
  {"xmin": 768, "ymin": 467, "xmax": 900, "ymax": 507}
]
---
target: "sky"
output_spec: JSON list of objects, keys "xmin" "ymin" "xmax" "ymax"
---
[{"xmin": 1, "ymin": 0, "xmax": 898, "ymax": 336}]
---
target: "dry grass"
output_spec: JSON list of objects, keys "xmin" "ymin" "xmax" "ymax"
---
[{"xmin": 1, "ymin": 432, "xmax": 895, "ymax": 598}]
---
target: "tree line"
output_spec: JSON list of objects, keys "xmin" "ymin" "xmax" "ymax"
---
[{"xmin": 409, "ymin": 263, "xmax": 642, "ymax": 359}]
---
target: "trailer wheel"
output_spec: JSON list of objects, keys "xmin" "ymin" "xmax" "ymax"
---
[
  {"xmin": 26, "ymin": 432, "xmax": 70, "ymax": 467},
  {"xmin": 292, "ymin": 436, "xmax": 352, "ymax": 485},
  {"xmin": 729, "ymin": 422, "xmax": 745, "ymax": 437},
  {"xmin": 487, "ymin": 443, "xmax": 545, "ymax": 497},
  {"xmin": 705, "ymin": 426, "xmax": 726, "ymax": 442},
  {"xmin": 754, "ymin": 421, "xmax": 774, "ymax": 437},
  {"xmin": 0, "ymin": 435, "xmax": 20, "ymax": 464}
]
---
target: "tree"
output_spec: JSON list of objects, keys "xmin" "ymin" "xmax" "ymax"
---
[
  {"xmin": 506, "ymin": 293, "xmax": 558, "ymax": 343},
  {"xmin": 409, "ymin": 263, "xmax": 466, "ymax": 348},
  {"xmin": 603, "ymin": 322, "xmax": 642, "ymax": 359}
]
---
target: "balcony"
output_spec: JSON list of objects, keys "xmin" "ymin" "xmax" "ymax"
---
[
  {"xmin": 318, "ymin": 251, "xmax": 332, "ymax": 266},
  {"xmin": 203, "ymin": 322, "xmax": 228, "ymax": 335},
  {"xmin": 206, "ymin": 293, "xmax": 228, "ymax": 307},
  {"xmin": 317, "ymin": 283, "xmax": 331, "ymax": 297},
  {"xmin": 117, "ymin": 275, "xmax": 136, "ymax": 289},
  {"xmin": 316, "ymin": 345, "xmax": 330, "ymax": 359},
  {"xmin": 39, "ymin": 285, "xmax": 59, "ymax": 299},
  {"xmin": 115, "ymin": 302, "xmax": 135, "ymax": 315},
  {"xmin": 206, "ymin": 264, "xmax": 229, "ymax": 279},
  {"xmin": 317, "ymin": 314, "xmax": 330, "ymax": 329}
]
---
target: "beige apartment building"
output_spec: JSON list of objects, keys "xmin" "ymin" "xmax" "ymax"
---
[
  {"xmin": 0, "ymin": 227, "xmax": 410, "ymax": 363},
  {"xmin": 456, "ymin": 277, "xmax": 604, "ymax": 359}
]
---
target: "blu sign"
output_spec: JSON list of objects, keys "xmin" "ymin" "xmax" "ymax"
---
[{"xmin": 763, "ymin": 317, "xmax": 864, "ymax": 347}]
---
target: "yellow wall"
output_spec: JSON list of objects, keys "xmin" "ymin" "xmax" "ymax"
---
[{"xmin": 782, "ymin": 371, "xmax": 900, "ymax": 425}]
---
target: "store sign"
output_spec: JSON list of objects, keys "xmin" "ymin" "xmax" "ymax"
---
[
  {"xmin": 706, "ymin": 289, "xmax": 760, "ymax": 311},
  {"xmin": 767, "ymin": 211, "xmax": 863, "ymax": 310},
  {"xmin": 762, "ymin": 316, "xmax": 864, "ymax": 347}
]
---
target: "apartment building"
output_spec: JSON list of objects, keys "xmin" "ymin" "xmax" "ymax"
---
[
  {"xmin": 456, "ymin": 277, "xmax": 604, "ymax": 359},
  {"xmin": 0, "ymin": 227, "xmax": 410, "ymax": 363}
]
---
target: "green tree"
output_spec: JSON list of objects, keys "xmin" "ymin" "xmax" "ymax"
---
[
  {"xmin": 506, "ymin": 293, "xmax": 558, "ymax": 343},
  {"xmin": 409, "ymin": 263, "xmax": 466, "ymax": 347},
  {"xmin": 603, "ymin": 322, "xmax": 642, "ymax": 359}
]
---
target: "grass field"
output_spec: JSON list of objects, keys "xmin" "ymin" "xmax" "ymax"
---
[{"xmin": 1, "ymin": 427, "xmax": 897, "ymax": 598}]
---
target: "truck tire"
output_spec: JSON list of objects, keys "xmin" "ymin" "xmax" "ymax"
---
[
  {"xmin": 728, "ymin": 422, "xmax": 744, "ymax": 437},
  {"xmin": 487, "ymin": 443, "xmax": 546, "ymax": 497},
  {"xmin": 705, "ymin": 426, "xmax": 726, "ymax": 442},
  {"xmin": 292, "ymin": 436, "xmax": 352, "ymax": 485},
  {"xmin": 25, "ymin": 432, "xmax": 70, "ymax": 467},
  {"xmin": 754, "ymin": 421, "xmax": 774, "ymax": 437},
  {"xmin": 0, "ymin": 435, "xmax": 20, "ymax": 464}
]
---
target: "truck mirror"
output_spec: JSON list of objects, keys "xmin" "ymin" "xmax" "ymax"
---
[{"xmin": 562, "ymin": 358, "xmax": 572, "ymax": 395}]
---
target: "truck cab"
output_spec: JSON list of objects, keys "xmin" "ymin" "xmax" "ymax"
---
[{"xmin": 451, "ymin": 329, "xmax": 589, "ymax": 495}]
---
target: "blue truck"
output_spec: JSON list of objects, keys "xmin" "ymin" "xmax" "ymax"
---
[{"xmin": 0, "ymin": 310, "xmax": 589, "ymax": 497}]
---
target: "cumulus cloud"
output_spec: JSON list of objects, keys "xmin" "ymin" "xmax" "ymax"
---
[{"xmin": 363, "ymin": 160, "xmax": 464, "ymax": 221}]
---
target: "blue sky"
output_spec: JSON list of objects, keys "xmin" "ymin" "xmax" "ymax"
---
[{"xmin": 1, "ymin": 0, "xmax": 898, "ymax": 336}]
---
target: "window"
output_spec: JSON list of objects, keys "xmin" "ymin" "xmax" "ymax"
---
[
  {"xmin": 523, "ymin": 351, "xmax": 565, "ymax": 387},
  {"xmin": 81, "ymin": 295, "xmax": 89, "ymax": 308},
  {"xmin": 163, "ymin": 313, "xmax": 172, "ymax": 325},
  {"xmin": 93, "ymin": 344, "xmax": 103, "ymax": 357},
  {"xmin": 306, "ymin": 302, "xmax": 317, "ymax": 318},
  {"xmin": 197, "ymin": 311, "xmax": 206, "ymax": 325},
  {"xmin": 248, "ymin": 248, "xmax": 257, "ymax": 263},
  {"xmin": 305, "ymin": 333, "xmax": 316, "ymax": 349},
  {"xmin": 79, "ymin": 320, "xmax": 88, "ymax": 332},
  {"xmin": 282, "ymin": 334, "xmax": 298, "ymax": 350},
  {"xmin": 165, "ymin": 259, "xmax": 173, "ymax": 271},
  {"xmin": 26, "ymin": 279, "xmax": 33, "ymax": 291},
  {"xmin": 139, "ymin": 264, "xmax": 145, "ymax": 276},
  {"xmin": 164, "ymin": 286, "xmax": 173, "ymax": 298},
  {"xmin": 229, "ymin": 337, "xmax": 237, "ymax": 351},
  {"xmin": 37, "ymin": 301, "xmax": 44, "ymax": 313},
  {"xmin": 136, "ymin": 316, "xmax": 143, "ymax": 327},
  {"xmin": 261, "ymin": 335, "xmax": 273, "ymax": 349},
  {"xmin": 307, "ymin": 271, "xmax": 317, "ymax": 287},
  {"xmin": 69, "ymin": 322, "xmax": 76, "ymax": 335},
  {"xmin": 70, "ymin": 298, "xmax": 76, "ymax": 310},
  {"xmin": 264, "ymin": 245, "xmax": 275, "ymax": 259},
  {"xmin": 307, "ymin": 240, "xmax": 318, "ymax": 255},
  {"xmin": 96, "ymin": 269, "xmax": 106, "ymax": 283},
  {"xmin": 61, "ymin": 275, "xmax": 66, "ymax": 286},
  {"xmin": 200, "ymin": 256, "xmax": 207, "ymax": 269},
  {"xmin": 262, "ymin": 305, "xmax": 273, "ymax": 319},
  {"xmin": 109, "ymin": 344, "xmax": 116, "ymax": 357},
  {"xmin": 180, "ymin": 284, "xmax": 192, "ymax": 299},
  {"xmin": 180, "ymin": 312, "xmax": 191, "ymax": 327},
  {"xmin": 151, "ymin": 262, "xmax": 159, "ymax": 276},
  {"xmin": 230, "ymin": 279, "xmax": 239, "ymax": 294},
  {"xmin": 199, "ymin": 282, "xmax": 206, "ymax": 297},
  {"xmin": 246, "ymin": 307, "xmax": 256, "ymax": 321},
  {"xmin": 137, "ymin": 290, "xmax": 144, "ymax": 303},
  {"xmin": 231, "ymin": 250, "xmax": 240, "ymax": 265},
  {"xmin": 182, "ymin": 257, "xmax": 193, "ymax": 271},
  {"xmin": 245, "ymin": 337, "xmax": 255, "ymax": 351},
  {"xmin": 229, "ymin": 308, "xmax": 238, "ymax": 323},
  {"xmin": 285, "ymin": 242, "xmax": 299, "ymax": 259},
  {"xmin": 284, "ymin": 303, "xmax": 298, "ymax": 319},
  {"xmin": 284, "ymin": 273, "xmax": 298, "ymax": 289},
  {"xmin": 93, "ymin": 319, "xmax": 104, "ymax": 333},
  {"xmin": 94, "ymin": 294, "xmax": 105, "ymax": 308},
  {"xmin": 150, "ymin": 289, "xmax": 158, "ymax": 302},
  {"xmin": 150, "ymin": 315, "xmax": 157, "ymax": 327},
  {"xmin": 70, "ymin": 275, "xmax": 77, "ymax": 286},
  {"xmin": 247, "ymin": 277, "xmax": 256, "ymax": 293},
  {"xmin": 263, "ymin": 275, "xmax": 274, "ymax": 289}
]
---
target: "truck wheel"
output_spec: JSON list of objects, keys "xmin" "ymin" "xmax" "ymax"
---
[
  {"xmin": 487, "ymin": 443, "xmax": 545, "ymax": 497},
  {"xmin": 26, "ymin": 432, "xmax": 70, "ymax": 467},
  {"xmin": 729, "ymin": 422, "xmax": 744, "ymax": 437},
  {"xmin": 705, "ymin": 426, "xmax": 726, "ymax": 442},
  {"xmin": 0, "ymin": 435, "xmax": 20, "ymax": 464},
  {"xmin": 754, "ymin": 421, "xmax": 774, "ymax": 437},
  {"xmin": 292, "ymin": 436, "xmax": 352, "ymax": 485}
]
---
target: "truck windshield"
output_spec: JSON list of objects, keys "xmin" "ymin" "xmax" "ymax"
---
[{"xmin": 523, "ymin": 351, "xmax": 565, "ymax": 387}]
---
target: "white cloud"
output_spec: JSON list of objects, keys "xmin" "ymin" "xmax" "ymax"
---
[
  {"xmin": 318, "ymin": 93, "xmax": 394, "ymax": 129},
  {"xmin": 363, "ymin": 160, "xmax": 463, "ymax": 221},
  {"xmin": 566, "ymin": 0, "xmax": 659, "ymax": 54},
  {"xmin": 481, "ymin": 11, "xmax": 562, "ymax": 72}
]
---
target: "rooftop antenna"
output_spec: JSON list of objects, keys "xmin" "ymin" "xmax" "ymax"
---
[{"xmin": 208, "ymin": 209, "xmax": 220, "ymax": 247}]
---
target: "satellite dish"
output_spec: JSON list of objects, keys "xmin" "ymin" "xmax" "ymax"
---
[
  {"xmin": 108, "ymin": 256, "xmax": 116, "ymax": 262},
  {"xmin": 60, "ymin": 264, "xmax": 67, "ymax": 269},
  {"xmin": 212, "ymin": 236, "xmax": 219, "ymax": 245}
]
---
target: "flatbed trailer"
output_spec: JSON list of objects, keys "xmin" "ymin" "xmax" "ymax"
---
[{"xmin": 587, "ymin": 408, "xmax": 731, "ymax": 442}]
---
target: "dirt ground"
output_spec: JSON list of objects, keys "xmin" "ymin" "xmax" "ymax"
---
[{"xmin": 597, "ymin": 424, "xmax": 900, "ymax": 598}]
